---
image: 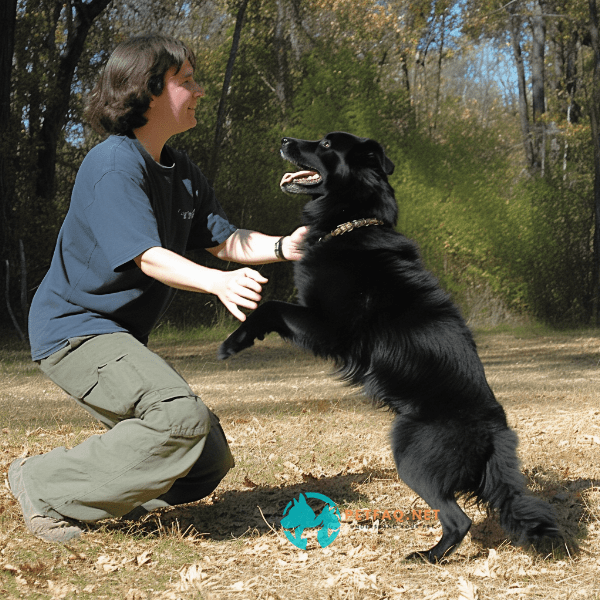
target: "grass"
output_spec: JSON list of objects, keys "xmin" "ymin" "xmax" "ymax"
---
[{"xmin": 1, "ymin": 326, "xmax": 600, "ymax": 599}]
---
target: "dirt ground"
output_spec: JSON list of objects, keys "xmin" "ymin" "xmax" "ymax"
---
[{"xmin": 1, "ymin": 328, "xmax": 600, "ymax": 599}]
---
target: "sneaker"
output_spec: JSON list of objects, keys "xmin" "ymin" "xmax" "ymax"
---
[
  {"xmin": 121, "ymin": 505, "xmax": 149, "ymax": 521},
  {"xmin": 7, "ymin": 457, "xmax": 82, "ymax": 543}
]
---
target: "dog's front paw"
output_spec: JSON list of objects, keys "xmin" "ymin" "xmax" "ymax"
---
[{"xmin": 217, "ymin": 326, "xmax": 264, "ymax": 360}]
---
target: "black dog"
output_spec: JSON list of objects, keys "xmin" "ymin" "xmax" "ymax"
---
[{"xmin": 218, "ymin": 132, "xmax": 559, "ymax": 562}]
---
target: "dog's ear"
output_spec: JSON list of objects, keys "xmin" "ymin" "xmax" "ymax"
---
[
  {"xmin": 354, "ymin": 139, "xmax": 395, "ymax": 175},
  {"xmin": 382, "ymin": 154, "xmax": 395, "ymax": 175}
]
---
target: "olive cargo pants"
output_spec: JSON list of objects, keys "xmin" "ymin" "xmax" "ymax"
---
[{"xmin": 20, "ymin": 332, "xmax": 234, "ymax": 522}]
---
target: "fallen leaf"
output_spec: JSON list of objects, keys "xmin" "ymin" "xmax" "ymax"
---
[
  {"xmin": 505, "ymin": 583, "xmax": 534, "ymax": 595},
  {"xmin": 457, "ymin": 576, "xmax": 478, "ymax": 600},
  {"xmin": 2, "ymin": 564, "xmax": 20, "ymax": 573},
  {"xmin": 179, "ymin": 563, "xmax": 205, "ymax": 588},
  {"xmin": 473, "ymin": 548, "xmax": 498, "ymax": 579},
  {"xmin": 125, "ymin": 589, "xmax": 148, "ymax": 600},
  {"xmin": 67, "ymin": 552, "xmax": 86, "ymax": 561},
  {"xmin": 243, "ymin": 475, "xmax": 258, "ymax": 488},
  {"xmin": 47, "ymin": 580, "xmax": 77, "ymax": 598},
  {"xmin": 96, "ymin": 555, "xmax": 120, "ymax": 573},
  {"xmin": 506, "ymin": 586, "xmax": 533, "ymax": 595},
  {"xmin": 390, "ymin": 585, "xmax": 408, "ymax": 594},
  {"xmin": 284, "ymin": 461, "xmax": 301, "ymax": 472},
  {"xmin": 423, "ymin": 591, "xmax": 446, "ymax": 600},
  {"xmin": 136, "ymin": 550, "xmax": 152, "ymax": 567},
  {"xmin": 347, "ymin": 543, "xmax": 364, "ymax": 558},
  {"xmin": 583, "ymin": 434, "xmax": 600, "ymax": 445}
]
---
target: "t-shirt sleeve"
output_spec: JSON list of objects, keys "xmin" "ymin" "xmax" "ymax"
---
[
  {"xmin": 85, "ymin": 170, "xmax": 162, "ymax": 271},
  {"xmin": 187, "ymin": 167, "xmax": 237, "ymax": 250}
]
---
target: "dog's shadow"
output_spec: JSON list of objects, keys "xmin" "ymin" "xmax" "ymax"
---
[{"xmin": 98, "ymin": 468, "xmax": 590, "ymax": 559}]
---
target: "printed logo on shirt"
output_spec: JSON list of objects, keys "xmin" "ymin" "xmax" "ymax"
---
[{"xmin": 178, "ymin": 208, "xmax": 196, "ymax": 220}]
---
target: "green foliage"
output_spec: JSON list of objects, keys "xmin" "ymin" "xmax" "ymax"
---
[
  {"xmin": 394, "ymin": 116, "xmax": 596, "ymax": 327},
  {"xmin": 286, "ymin": 43, "xmax": 411, "ymax": 145},
  {"xmin": 511, "ymin": 128, "xmax": 595, "ymax": 326},
  {"xmin": 393, "ymin": 121, "xmax": 519, "ymax": 308},
  {"xmin": 4, "ymin": 0, "xmax": 599, "ymax": 334}
]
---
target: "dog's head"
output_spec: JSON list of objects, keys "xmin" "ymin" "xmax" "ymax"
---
[{"xmin": 280, "ymin": 132, "xmax": 397, "ymax": 228}]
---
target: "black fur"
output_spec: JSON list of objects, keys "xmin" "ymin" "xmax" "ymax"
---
[{"xmin": 218, "ymin": 132, "xmax": 560, "ymax": 562}]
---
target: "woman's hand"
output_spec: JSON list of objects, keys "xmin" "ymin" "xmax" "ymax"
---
[
  {"xmin": 134, "ymin": 247, "xmax": 268, "ymax": 321},
  {"xmin": 210, "ymin": 268, "xmax": 268, "ymax": 321},
  {"xmin": 280, "ymin": 226, "xmax": 309, "ymax": 261}
]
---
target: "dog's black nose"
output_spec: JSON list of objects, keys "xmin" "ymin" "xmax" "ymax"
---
[{"xmin": 281, "ymin": 138, "xmax": 290, "ymax": 146}]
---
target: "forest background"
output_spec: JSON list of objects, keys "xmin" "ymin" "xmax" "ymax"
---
[{"xmin": 2, "ymin": 0, "xmax": 600, "ymax": 342}]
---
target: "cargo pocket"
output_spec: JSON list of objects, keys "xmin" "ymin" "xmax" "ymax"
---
[
  {"xmin": 93, "ymin": 353, "xmax": 149, "ymax": 419},
  {"xmin": 144, "ymin": 396, "xmax": 211, "ymax": 439},
  {"xmin": 40, "ymin": 343, "xmax": 99, "ymax": 400}
]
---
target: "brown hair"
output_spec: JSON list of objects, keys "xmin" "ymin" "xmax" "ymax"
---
[{"xmin": 85, "ymin": 33, "xmax": 196, "ymax": 136}]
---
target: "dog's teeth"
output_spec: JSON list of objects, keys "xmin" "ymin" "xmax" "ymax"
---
[{"xmin": 290, "ymin": 170, "xmax": 321, "ymax": 184}]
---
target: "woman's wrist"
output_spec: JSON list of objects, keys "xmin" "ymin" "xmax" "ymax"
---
[{"xmin": 274, "ymin": 236, "xmax": 288, "ymax": 261}]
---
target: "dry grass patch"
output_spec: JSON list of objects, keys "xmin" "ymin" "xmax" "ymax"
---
[{"xmin": 1, "ymin": 329, "xmax": 600, "ymax": 599}]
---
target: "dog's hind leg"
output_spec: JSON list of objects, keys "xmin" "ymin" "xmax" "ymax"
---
[
  {"xmin": 403, "ymin": 493, "xmax": 472, "ymax": 563},
  {"xmin": 390, "ymin": 416, "xmax": 473, "ymax": 564}
]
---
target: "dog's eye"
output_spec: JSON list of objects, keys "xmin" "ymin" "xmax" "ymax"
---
[{"xmin": 321, "ymin": 140, "xmax": 331, "ymax": 148}]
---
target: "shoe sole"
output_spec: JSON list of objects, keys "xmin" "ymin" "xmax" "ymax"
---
[{"xmin": 8, "ymin": 457, "xmax": 82, "ymax": 543}]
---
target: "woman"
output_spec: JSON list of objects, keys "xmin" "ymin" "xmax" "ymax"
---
[{"xmin": 8, "ymin": 33, "xmax": 306, "ymax": 543}]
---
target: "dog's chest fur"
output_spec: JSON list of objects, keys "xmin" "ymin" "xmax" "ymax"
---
[{"xmin": 293, "ymin": 230, "xmax": 406, "ymax": 321}]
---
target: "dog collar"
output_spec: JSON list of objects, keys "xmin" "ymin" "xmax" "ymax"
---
[{"xmin": 319, "ymin": 218, "xmax": 385, "ymax": 242}]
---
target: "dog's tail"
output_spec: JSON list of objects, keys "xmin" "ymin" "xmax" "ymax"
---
[{"xmin": 478, "ymin": 428, "xmax": 560, "ymax": 544}]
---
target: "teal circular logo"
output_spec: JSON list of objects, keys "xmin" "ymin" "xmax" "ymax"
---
[{"xmin": 281, "ymin": 492, "xmax": 341, "ymax": 549}]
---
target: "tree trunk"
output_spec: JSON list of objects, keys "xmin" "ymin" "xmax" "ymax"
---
[
  {"xmin": 0, "ymin": 0, "xmax": 21, "ymax": 337},
  {"xmin": 506, "ymin": 2, "xmax": 534, "ymax": 168},
  {"xmin": 531, "ymin": 0, "xmax": 546, "ymax": 121},
  {"xmin": 566, "ymin": 32, "xmax": 580, "ymax": 123},
  {"xmin": 431, "ymin": 12, "xmax": 446, "ymax": 135},
  {"xmin": 274, "ymin": 0, "xmax": 289, "ymax": 108},
  {"xmin": 35, "ymin": 0, "xmax": 112, "ymax": 202},
  {"xmin": 0, "ymin": 0, "xmax": 18, "ymax": 260},
  {"xmin": 208, "ymin": 0, "xmax": 249, "ymax": 186},
  {"xmin": 531, "ymin": 0, "xmax": 547, "ymax": 174},
  {"xmin": 589, "ymin": 0, "xmax": 600, "ymax": 324}
]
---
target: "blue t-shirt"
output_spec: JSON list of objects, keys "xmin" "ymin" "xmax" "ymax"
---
[{"xmin": 29, "ymin": 135, "xmax": 237, "ymax": 360}]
